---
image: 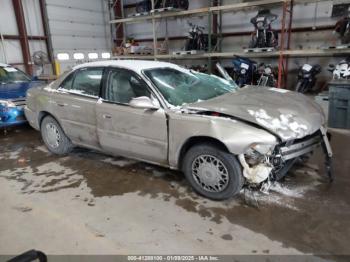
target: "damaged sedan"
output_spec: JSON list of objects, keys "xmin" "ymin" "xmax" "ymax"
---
[{"xmin": 24, "ymin": 60, "xmax": 332, "ymax": 200}]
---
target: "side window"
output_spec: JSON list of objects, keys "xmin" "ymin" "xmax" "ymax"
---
[
  {"xmin": 67, "ymin": 68, "xmax": 103, "ymax": 97},
  {"xmin": 106, "ymin": 69, "xmax": 151, "ymax": 104}
]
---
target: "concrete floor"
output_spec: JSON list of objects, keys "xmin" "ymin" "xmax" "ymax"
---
[{"xmin": 0, "ymin": 125, "xmax": 349, "ymax": 260}]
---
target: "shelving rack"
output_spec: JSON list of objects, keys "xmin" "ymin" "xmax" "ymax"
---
[{"xmin": 109, "ymin": 0, "xmax": 350, "ymax": 88}]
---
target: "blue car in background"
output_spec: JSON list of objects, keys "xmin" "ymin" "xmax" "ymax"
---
[{"xmin": 0, "ymin": 63, "xmax": 43, "ymax": 128}]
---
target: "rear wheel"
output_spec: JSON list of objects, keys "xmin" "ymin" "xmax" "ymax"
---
[
  {"xmin": 40, "ymin": 116, "xmax": 73, "ymax": 155},
  {"xmin": 183, "ymin": 144, "xmax": 244, "ymax": 200}
]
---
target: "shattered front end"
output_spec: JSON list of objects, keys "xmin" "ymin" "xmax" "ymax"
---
[{"xmin": 238, "ymin": 127, "xmax": 333, "ymax": 188}]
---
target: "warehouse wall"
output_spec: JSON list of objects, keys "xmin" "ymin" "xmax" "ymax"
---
[
  {"xmin": 0, "ymin": 0, "xmax": 47, "ymax": 74},
  {"xmin": 0, "ymin": 0, "xmax": 112, "ymax": 73},
  {"xmin": 46, "ymin": 0, "xmax": 111, "ymax": 71},
  {"xmin": 0, "ymin": 0, "xmax": 21, "ymax": 65}
]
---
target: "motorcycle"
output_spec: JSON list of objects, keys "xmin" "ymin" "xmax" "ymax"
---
[
  {"xmin": 329, "ymin": 57, "xmax": 350, "ymax": 80},
  {"xmin": 250, "ymin": 9, "xmax": 278, "ymax": 48},
  {"xmin": 257, "ymin": 63, "xmax": 277, "ymax": 87},
  {"xmin": 334, "ymin": 7, "xmax": 350, "ymax": 45},
  {"xmin": 295, "ymin": 64, "xmax": 321, "ymax": 93},
  {"xmin": 136, "ymin": 0, "xmax": 189, "ymax": 13},
  {"xmin": 231, "ymin": 56, "xmax": 257, "ymax": 87},
  {"xmin": 185, "ymin": 23, "xmax": 216, "ymax": 51}
]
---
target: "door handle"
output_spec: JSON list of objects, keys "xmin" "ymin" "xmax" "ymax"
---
[
  {"xmin": 103, "ymin": 114, "xmax": 112, "ymax": 119},
  {"xmin": 56, "ymin": 102, "xmax": 66, "ymax": 107}
]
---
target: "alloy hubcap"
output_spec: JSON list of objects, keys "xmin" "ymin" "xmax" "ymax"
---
[
  {"xmin": 45, "ymin": 123, "xmax": 60, "ymax": 149},
  {"xmin": 191, "ymin": 155, "xmax": 229, "ymax": 193}
]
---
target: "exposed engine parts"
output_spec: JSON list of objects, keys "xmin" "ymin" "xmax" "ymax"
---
[{"xmin": 238, "ymin": 129, "xmax": 333, "ymax": 189}]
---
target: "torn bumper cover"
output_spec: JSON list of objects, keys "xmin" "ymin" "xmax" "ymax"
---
[{"xmin": 239, "ymin": 127, "xmax": 333, "ymax": 184}]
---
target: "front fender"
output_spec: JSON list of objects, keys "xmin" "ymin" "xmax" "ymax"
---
[
  {"xmin": 168, "ymin": 112, "xmax": 278, "ymax": 168},
  {"xmin": 25, "ymin": 87, "xmax": 62, "ymax": 130}
]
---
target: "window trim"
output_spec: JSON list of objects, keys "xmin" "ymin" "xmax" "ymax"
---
[
  {"xmin": 141, "ymin": 68, "xmax": 174, "ymax": 110},
  {"xmin": 101, "ymin": 67, "xmax": 159, "ymax": 107},
  {"xmin": 58, "ymin": 67, "xmax": 105, "ymax": 99}
]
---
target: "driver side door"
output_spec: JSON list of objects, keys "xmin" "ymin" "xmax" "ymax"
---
[{"xmin": 96, "ymin": 67, "xmax": 168, "ymax": 164}]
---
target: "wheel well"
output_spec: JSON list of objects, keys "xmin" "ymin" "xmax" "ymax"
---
[
  {"xmin": 38, "ymin": 111, "xmax": 60, "ymax": 129},
  {"xmin": 38, "ymin": 111, "xmax": 49, "ymax": 127},
  {"xmin": 178, "ymin": 136, "xmax": 230, "ymax": 170}
]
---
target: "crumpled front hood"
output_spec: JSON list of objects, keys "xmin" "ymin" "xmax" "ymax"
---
[{"xmin": 184, "ymin": 86, "xmax": 325, "ymax": 141}]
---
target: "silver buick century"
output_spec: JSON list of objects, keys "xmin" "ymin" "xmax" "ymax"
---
[{"xmin": 25, "ymin": 60, "xmax": 332, "ymax": 200}]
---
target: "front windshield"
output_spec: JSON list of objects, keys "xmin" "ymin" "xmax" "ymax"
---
[
  {"xmin": 0, "ymin": 66, "xmax": 31, "ymax": 84},
  {"xmin": 144, "ymin": 67, "xmax": 237, "ymax": 107}
]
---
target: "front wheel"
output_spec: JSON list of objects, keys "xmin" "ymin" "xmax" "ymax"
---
[
  {"xmin": 249, "ymin": 34, "xmax": 258, "ymax": 48},
  {"xmin": 183, "ymin": 144, "xmax": 244, "ymax": 200},
  {"xmin": 295, "ymin": 80, "xmax": 308, "ymax": 93},
  {"xmin": 41, "ymin": 116, "xmax": 73, "ymax": 155}
]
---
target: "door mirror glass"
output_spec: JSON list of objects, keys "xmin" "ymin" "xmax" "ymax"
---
[{"xmin": 129, "ymin": 96, "xmax": 159, "ymax": 110}]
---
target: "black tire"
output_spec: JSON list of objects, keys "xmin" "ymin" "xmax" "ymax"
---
[
  {"xmin": 135, "ymin": 2, "xmax": 145, "ymax": 13},
  {"xmin": 40, "ymin": 115, "xmax": 73, "ymax": 155},
  {"xmin": 257, "ymin": 36, "xmax": 265, "ymax": 48},
  {"xmin": 249, "ymin": 35, "xmax": 257, "ymax": 48},
  {"xmin": 267, "ymin": 31, "xmax": 278, "ymax": 48},
  {"xmin": 175, "ymin": 0, "xmax": 189, "ymax": 9},
  {"xmin": 182, "ymin": 143, "xmax": 244, "ymax": 200},
  {"xmin": 136, "ymin": 0, "xmax": 152, "ymax": 13},
  {"xmin": 185, "ymin": 39, "xmax": 194, "ymax": 51},
  {"xmin": 295, "ymin": 80, "xmax": 307, "ymax": 93},
  {"xmin": 164, "ymin": 0, "xmax": 173, "ymax": 8}
]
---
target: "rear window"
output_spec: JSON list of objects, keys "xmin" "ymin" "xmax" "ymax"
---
[{"xmin": 59, "ymin": 68, "xmax": 103, "ymax": 97}]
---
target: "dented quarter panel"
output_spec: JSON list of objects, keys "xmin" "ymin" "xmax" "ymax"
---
[{"xmin": 167, "ymin": 111, "xmax": 278, "ymax": 168}]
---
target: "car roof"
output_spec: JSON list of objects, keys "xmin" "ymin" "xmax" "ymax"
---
[
  {"xmin": 0, "ymin": 63, "xmax": 11, "ymax": 68},
  {"xmin": 73, "ymin": 60, "xmax": 184, "ymax": 74}
]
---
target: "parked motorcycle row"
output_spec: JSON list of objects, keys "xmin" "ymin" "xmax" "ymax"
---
[
  {"xmin": 296, "ymin": 58, "xmax": 350, "ymax": 93},
  {"xmin": 129, "ymin": 3, "xmax": 350, "ymax": 94},
  {"xmin": 136, "ymin": 0, "xmax": 189, "ymax": 13},
  {"xmin": 185, "ymin": 22, "xmax": 217, "ymax": 52},
  {"xmin": 334, "ymin": 6, "xmax": 350, "ymax": 45},
  {"xmin": 227, "ymin": 56, "xmax": 350, "ymax": 93},
  {"xmin": 250, "ymin": 9, "xmax": 279, "ymax": 49},
  {"xmin": 132, "ymin": 3, "xmax": 349, "ymax": 54},
  {"xmin": 230, "ymin": 56, "xmax": 277, "ymax": 88},
  {"xmin": 184, "ymin": 9, "xmax": 279, "ymax": 52}
]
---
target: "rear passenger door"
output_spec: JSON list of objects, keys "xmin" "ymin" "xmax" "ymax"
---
[{"xmin": 52, "ymin": 67, "xmax": 103, "ymax": 149}]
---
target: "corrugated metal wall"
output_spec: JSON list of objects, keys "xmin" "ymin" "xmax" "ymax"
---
[
  {"xmin": 46, "ymin": 0, "xmax": 111, "ymax": 71},
  {"xmin": 0, "ymin": 0, "xmax": 47, "ymax": 73},
  {"xmin": 0, "ymin": 0, "xmax": 111, "ymax": 73}
]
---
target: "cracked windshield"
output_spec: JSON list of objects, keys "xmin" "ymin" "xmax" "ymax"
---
[{"xmin": 144, "ymin": 68, "xmax": 238, "ymax": 106}]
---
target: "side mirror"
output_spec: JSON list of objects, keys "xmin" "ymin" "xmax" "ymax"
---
[
  {"xmin": 129, "ymin": 96, "xmax": 160, "ymax": 110},
  {"xmin": 31, "ymin": 76, "xmax": 39, "ymax": 81}
]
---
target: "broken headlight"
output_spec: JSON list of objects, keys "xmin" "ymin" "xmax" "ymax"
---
[{"xmin": 245, "ymin": 143, "xmax": 276, "ymax": 166}]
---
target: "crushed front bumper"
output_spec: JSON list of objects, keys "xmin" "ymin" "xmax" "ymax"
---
[{"xmin": 272, "ymin": 127, "xmax": 333, "ymax": 181}]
